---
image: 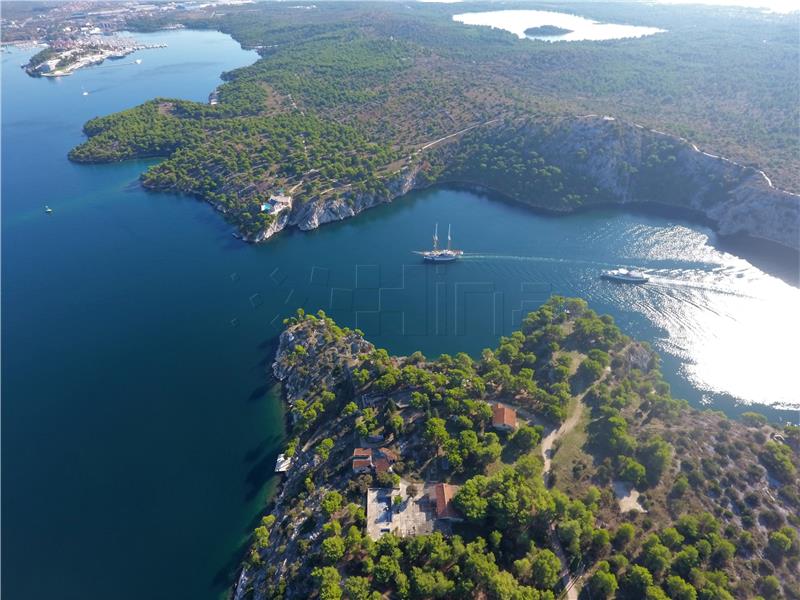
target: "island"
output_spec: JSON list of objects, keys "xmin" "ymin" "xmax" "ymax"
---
[
  {"xmin": 235, "ymin": 297, "xmax": 800, "ymax": 600},
  {"xmin": 524, "ymin": 25, "xmax": 573, "ymax": 37},
  {"xmin": 59, "ymin": 2, "xmax": 799, "ymax": 250}
]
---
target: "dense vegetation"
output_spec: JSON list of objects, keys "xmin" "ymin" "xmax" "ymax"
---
[
  {"xmin": 524, "ymin": 26, "xmax": 572, "ymax": 37},
  {"xmin": 240, "ymin": 298, "xmax": 800, "ymax": 600},
  {"xmin": 66, "ymin": 1, "xmax": 799, "ymax": 240}
]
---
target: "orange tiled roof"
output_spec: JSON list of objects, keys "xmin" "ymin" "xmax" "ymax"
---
[
  {"xmin": 374, "ymin": 457, "xmax": 391, "ymax": 474},
  {"xmin": 492, "ymin": 404, "xmax": 517, "ymax": 428},
  {"xmin": 377, "ymin": 447, "xmax": 399, "ymax": 462},
  {"xmin": 352, "ymin": 459, "xmax": 372, "ymax": 470},
  {"xmin": 352, "ymin": 447, "xmax": 373, "ymax": 459},
  {"xmin": 432, "ymin": 483, "xmax": 460, "ymax": 519}
]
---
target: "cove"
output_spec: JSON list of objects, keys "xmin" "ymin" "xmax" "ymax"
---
[{"xmin": 2, "ymin": 26, "xmax": 798, "ymax": 600}]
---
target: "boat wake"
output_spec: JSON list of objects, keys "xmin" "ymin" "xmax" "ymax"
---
[{"xmin": 462, "ymin": 253, "xmax": 620, "ymax": 268}]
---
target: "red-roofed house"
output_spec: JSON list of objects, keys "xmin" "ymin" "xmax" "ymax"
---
[
  {"xmin": 352, "ymin": 458, "xmax": 373, "ymax": 474},
  {"xmin": 492, "ymin": 404, "xmax": 517, "ymax": 432},
  {"xmin": 429, "ymin": 483, "xmax": 462, "ymax": 522},
  {"xmin": 352, "ymin": 446, "xmax": 398, "ymax": 475},
  {"xmin": 352, "ymin": 448, "xmax": 373, "ymax": 473},
  {"xmin": 373, "ymin": 456, "xmax": 391, "ymax": 475}
]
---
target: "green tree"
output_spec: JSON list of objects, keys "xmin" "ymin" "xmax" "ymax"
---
[
  {"xmin": 618, "ymin": 456, "xmax": 647, "ymax": 487},
  {"xmin": 409, "ymin": 567, "xmax": 455, "ymax": 598},
  {"xmin": 710, "ymin": 539, "xmax": 735, "ymax": 568},
  {"xmin": 759, "ymin": 575, "xmax": 783, "ymax": 600},
  {"xmin": 322, "ymin": 536, "xmax": 345, "ymax": 564},
  {"xmin": 374, "ymin": 555, "xmax": 401, "ymax": 586},
  {"xmin": 665, "ymin": 575, "xmax": 698, "ymax": 600},
  {"xmin": 345, "ymin": 525, "xmax": 362, "ymax": 553},
  {"xmin": 531, "ymin": 549, "xmax": 561, "ymax": 589},
  {"xmin": 640, "ymin": 536, "xmax": 671, "ymax": 578},
  {"xmin": 621, "ymin": 565, "xmax": 653, "ymax": 599},
  {"xmin": 317, "ymin": 437, "xmax": 335, "ymax": 461},
  {"xmin": 425, "ymin": 417, "xmax": 450, "ymax": 450},
  {"xmin": 645, "ymin": 586, "xmax": 669, "ymax": 600},
  {"xmin": 344, "ymin": 576, "xmax": 372, "ymax": 600},
  {"xmin": 322, "ymin": 491, "xmax": 343, "ymax": 517},
  {"xmin": 660, "ymin": 527, "xmax": 684, "ymax": 550},
  {"xmin": 614, "ymin": 523, "xmax": 636, "ymax": 549},
  {"xmin": 639, "ymin": 437, "xmax": 672, "ymax": 486},
  {"xmin": 672, "ymin": 546, "xmax": 700, "ymax": 579},
  {"xmin": 588, "ymin": 568, "xmax": 618, "ymax": 598},
  {"xmin": 511, "ymin": 425, "xmax": 542, "ymax": 451},
  {"xmin": 313, "ymin": 566, "xmax": 342, "ymax": 600}
]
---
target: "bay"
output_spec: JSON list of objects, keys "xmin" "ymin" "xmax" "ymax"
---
[{"xmin": 2, "ymin": 26, "xmax": 798, "ymax": 600}]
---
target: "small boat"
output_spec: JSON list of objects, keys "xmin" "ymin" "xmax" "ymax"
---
[
  {"xmin": 44, "ymin": 205, "xmax": 53, "ymax": 214},
  {"xmin": 82, "ymin": 91, "xmax": 89, "ymax": 96},
  {"xmin": 135, "ymin": 59, "xmax": 142, "ymax": 65},
  {"xmin": 416, "ymin": 224, "xmax": 463, "ymax": 263},
  {"xmin": 601, "ymin": 268, "xmax": 649, "ymax": 283}
]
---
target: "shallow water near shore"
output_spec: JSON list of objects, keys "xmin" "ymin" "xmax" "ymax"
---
[{"xmin": 2, "ymin": 27, "xmax": 798, "ymax": 600}]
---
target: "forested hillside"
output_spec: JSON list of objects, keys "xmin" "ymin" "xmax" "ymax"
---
[
  {"xmin": 70, "ymin": 1, "xmax": 799, "ymax": 241},
  {"xmin": 236, "ymin": 298, "xmax": 800, "ymax": 600}
]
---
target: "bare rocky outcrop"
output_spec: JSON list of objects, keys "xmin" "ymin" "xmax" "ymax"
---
[
  {"xmin": 527, "ymin": 116, "xmax": 800, "ymax": 250},
  {"xmin": 272, "ymin": 316, "xmax": 373, "ymax": 406},
  {"xmin": 249, "ymin": 163, "xmax": 426, "ymax": 242}
]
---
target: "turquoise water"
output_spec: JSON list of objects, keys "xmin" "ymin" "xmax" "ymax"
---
[{"xmin": 2, "ymin": 28, "xmax": 798, "ymax": 600}]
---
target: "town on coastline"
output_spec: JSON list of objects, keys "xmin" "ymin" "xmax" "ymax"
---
[{"xmin": 1, "ymin": 0, "xmax": 253, "ymax": 77}]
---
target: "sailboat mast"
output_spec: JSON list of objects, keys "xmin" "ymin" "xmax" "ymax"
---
[
  {"xmin": 433, "ymin": 223, "xmax": 439, "ymax": 250},
  {"xmin": 447, "ymin": 224, "xmax": 451, "ymax": 250}
]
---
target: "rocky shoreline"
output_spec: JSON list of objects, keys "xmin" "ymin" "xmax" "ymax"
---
[
  {"xmin": 242, "ymin": 116, "xmax": 799, "ymax": 251},
  {"xmin": 232, "ymin": 316, "xmax": 374, "ymax": 600}
]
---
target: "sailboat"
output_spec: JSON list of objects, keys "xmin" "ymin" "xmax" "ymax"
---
[{"xmin": 416, "ymin": 224, "xmax": 463, "ymax": 262}]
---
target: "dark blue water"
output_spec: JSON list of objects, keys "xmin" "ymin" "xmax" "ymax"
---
[{"xmin": 3, "ymin": 28, "xmax": 798, "ymax": 600}]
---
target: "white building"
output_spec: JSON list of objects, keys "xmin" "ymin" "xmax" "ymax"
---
[{"xmin": 260, "ymin": 193, "xmax": 293, "ymax": 215}]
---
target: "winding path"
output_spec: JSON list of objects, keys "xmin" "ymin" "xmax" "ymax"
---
[
  {"xmin": 540, "ymin": 400, "xmax": 584, "ymax": 600},
  {"xmin": 540, "ymin": 402, "xmax": 584, "ymax": 479}
]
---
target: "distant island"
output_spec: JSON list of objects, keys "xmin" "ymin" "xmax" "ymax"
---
[
  {"xmin": 234, "ymin": 297, "xmax": 800, "ymax": 600},
  {"xmin": 524, "ymin": 25, "xmax": 573, "ymax": 37}
]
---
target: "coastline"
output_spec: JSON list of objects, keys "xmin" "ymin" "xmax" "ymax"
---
[
  {"xmin": 118, "ymin": 111, "xmax": 800, "ymax": 255},
  {"xmin": 230, "ymin": 306, "xmax": 800, "ymax": 600},
  {"xmin": 25, "ymin": 41, "xmax": 167, "ymax": 78}
]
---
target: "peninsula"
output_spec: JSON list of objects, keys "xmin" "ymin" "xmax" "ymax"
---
[
  {"xmin": 58, "ymin": 1, "xmax": 799, "ymax": 250},
  {"xmin": 24, "ymin": 36, "xmax": 165, "ymax": 77},
  {"xmin": 238, "ymin": 298, "xmax": 800, "ymax": 600}
]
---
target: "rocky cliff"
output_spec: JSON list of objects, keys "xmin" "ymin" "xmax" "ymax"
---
[
  {"xmin": 247, "ymin": 163, "xmax": 425, "ymax": 243},
  {"xmin": 248, "ymin": 116, "xmax": 799, "ymax": 251},
  {"xmin": 530, "ymin": 116, "xmax": 800, "ymax": 250},
  {"xmin": 272, "ymin": 316, "xmax": 373, "ymax": 405},
  {"xmin": 233, "ymin": 315, "xmax": 374, "ymax": 600}
]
